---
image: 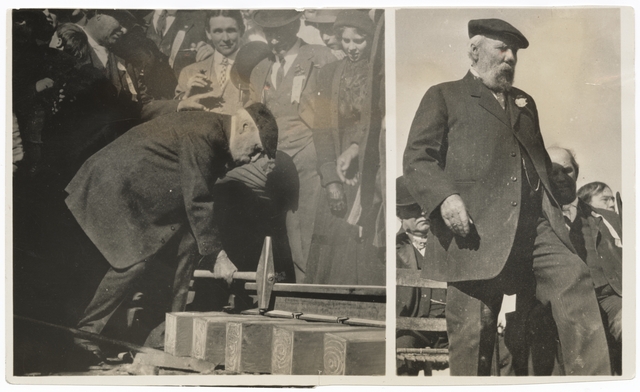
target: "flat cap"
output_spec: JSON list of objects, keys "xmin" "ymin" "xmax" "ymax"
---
[
  {"xmin": 253, "ymin": 10, "xmax": 302, "ymax": 28},
  {"xmin": 96, "ymin": 9, "xmax": 137, "ymax": 28},
  {"xmin": 468, "ymin": 18, "xmax": 529, "ymax": 49}
]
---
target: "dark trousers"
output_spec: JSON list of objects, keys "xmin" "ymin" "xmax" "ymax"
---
[{"xmin": 76, "ymin": 230, "xmax": 200, "ymax": 338}]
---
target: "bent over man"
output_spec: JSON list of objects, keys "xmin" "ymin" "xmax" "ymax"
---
[
  {"xmin": 65, "ymin": 103, "xmax": 278, "ymax": 363},
  {"xmin": 403, "ymin": 19, "xmax": 611, "ymax": 375}
]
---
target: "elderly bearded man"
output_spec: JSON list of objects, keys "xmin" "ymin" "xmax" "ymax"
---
[
  {"xmin": 65, "ymin": 103, "xmax": 278, "ymax": 363},
  {"xmin": 403, "ymin": 19, "xmax": 611, "ymax": 375}
]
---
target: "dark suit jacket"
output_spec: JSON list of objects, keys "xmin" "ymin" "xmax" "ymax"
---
[
  {"xmin": 144, "ymin": 10, "xmax": 206, "ymax": 77},
  {"xmin": 575, "ymin": 200, "xmax": 622, "ymax": 296},
  {"xmin": 403, "ymin": 72, "xmax": 574, "ymax": 282},
  {"xmin": 249, "ymin": 42, "xmax": 336, "ymax": 156},
  {"xmin": 65, "ymin": 112, "xmax": 233, "ymax": 269}
]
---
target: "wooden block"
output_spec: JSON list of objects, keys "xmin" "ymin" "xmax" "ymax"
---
[
  {"xmin": 164, "ymin": 311, "xmax": 231, "ymax": 357},
  {"xmin": 133, "ymin": 352, "xmax": 217, "ymax": 373},
  {"xmin": 271, "ymin": 324, "xmax": 368, "ymax": 375},
  {"xmin": 273, "ymin": 296, "xmax": 386, "ymax": 321},
  {"xmin": 396, "ymin": 316, "xmax": 447, "ymax": 332},
  {"xmin": 225, "ymin": 319, "xmax": 304, "ymax": 373},
  {"xmin": 323, "ymin": 330, "xmax": 386, "ymax": 375},
  {"xmin": 191, "ymin": 314, "xmax": 263, "ymax": 364}
]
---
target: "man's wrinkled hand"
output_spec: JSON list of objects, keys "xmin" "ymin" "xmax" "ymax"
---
[
  {"xmin": 36, "ymin": 77, "xmax": 54, "ymax": 92},
  {"xmin": 184, "ymin": 74, "xmax": 211, "ymax": 98},
  {"xmin": 326, "ymin": 182, "xmax": 346, "ymax": 216},
  {"xmin": 336, "ymin": 143, "xmax": 360, "ymax": 186},
  {"xmin": 440, "ymin": 194, "xmax": 471, "ymax": 237},
  {"xmin": 195, "ymin": 41, "xmax": 215, "ymax": 62},
  {"xmin": 212, "ymin": 250, "xmax": 238, "ymax": 285}
]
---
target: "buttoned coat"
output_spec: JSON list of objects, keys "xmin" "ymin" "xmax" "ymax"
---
[
  {"xmin": 403, "ymin": 72, "xmax": 575, "ymax": 282},
  {"xmin": 249, "ymin": 42, "xmax": 336, "ymax": 156},
  {"xmin": 65, "ymin": 111, "xmax": 233, "ymax": 269}
]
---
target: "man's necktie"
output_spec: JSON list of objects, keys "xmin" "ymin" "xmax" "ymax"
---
[
  {"xmin": 156, "ymin": 10, "xmax": 167, "ymax": 38},
  {"xmin": 495, "ymin": 92, "xmax": 506, "ymax": 110},
  {"xmin": 219, "ymin": 57, "xmax": 229, "ymax": 87},
  {"xmin": 564, "ymin": 215, "xmax": 573, "ymax": 230},
  {"xmin": 275, "ymin": 56, "xmax": 285, "ymax": 90}
]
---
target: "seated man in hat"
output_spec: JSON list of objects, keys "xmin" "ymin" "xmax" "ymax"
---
[
  {"xmin": 249, "ymin": 9, "xmax": 337, "ymax": 282},
  {"xmin": 66, "ymin": 103, "xmax": 278, "ymax": 363},
  {"xmin": 395, "ymin": 176, "xmax": 447, "ymax": 376},
  {"xmin": 403, "ymin": 18, "xmax": 611, "ymax": 375}
]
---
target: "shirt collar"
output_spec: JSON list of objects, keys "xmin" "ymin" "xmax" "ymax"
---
[
  {"xmin": 280, "ymin": 38, "xmax": 302, "ymax": 64},
  {"xmin": 214, "ymin": 49, "xmax": 237, "ymax": 65}
]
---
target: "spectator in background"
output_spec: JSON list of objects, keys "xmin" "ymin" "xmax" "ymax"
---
[
  {"xmin": 249, "ymin": 9, "xmax": 336, "ymax": 282},
  {"xmin": 548, "ymin": 147, "xmax": 622, "ymax": 374},
  {"xmin": 304, "ymin": 9, "xmax": 345, "ymax": 60},
  {"xmin": 395, "ymin": 176, "xmax": 447, "ymax": 376},
  {"xmin": 240, "ymin": 10, "xmax": 266, "ymax": 43},
  {"xmin": 143, "ymin": 10, "xmax": 207, "ymax": 78},
  {"xmin": 578, "ymin": 181, "xmax": 617, "ymax": 213}
]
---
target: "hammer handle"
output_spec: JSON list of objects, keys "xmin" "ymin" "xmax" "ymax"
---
[{"xmin": 192, "ymin": 270, "xmax": 256, "ymax": 281}]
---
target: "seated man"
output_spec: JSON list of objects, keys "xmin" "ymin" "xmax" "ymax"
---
[
  {"xmin": 65, "ymin": 103, "xmax": 278, "ymax": 364},
  {"xmin": 396, "ymin": 176, "xmax": 447, "ymax": 376},
  {"xmin": 547, "ymin": 147, "xmax": 622, "ymax": 375},
  {"xmin": 577, "ymin": 181, "xmax": 617, "ymax": 213}
]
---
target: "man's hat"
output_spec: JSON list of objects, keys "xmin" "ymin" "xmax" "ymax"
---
[
  {"xmin": 468, "ymin": 18, "xmax": 529, "ymax": 49},
  {"xmin": 244, "ymin": 103, "xmax": 279, "ymax": 159},
  {"xmin": 333, "ymin": 10, "xmax": 375, "ymax": 37},
  {"xmin": 230, "ymin": 41, "xmax": 274, "ymax": 88},
  {"xmin": 305, "ymin": 9, "xmax": 339, "ymax": 24},
  {"xmin": 95, "ymin": 9, "xmax": 138, "ymax": 29},
  {"xmin": 253, "ymin": 10, "xmax": 302, "ymax": 28}
]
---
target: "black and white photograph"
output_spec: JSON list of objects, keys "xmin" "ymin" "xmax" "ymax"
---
[
  {"xmin": 9, "ymin": 8, "xmax": 386, "ymax": 379},
  {"xmin": 395, "ymin": 7, "xmax": 633, "ymax": 378}
]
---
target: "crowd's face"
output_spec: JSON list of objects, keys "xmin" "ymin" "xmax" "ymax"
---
[
  {"xmin": 548, "ymin": 148, "xmax": 578, "ymax": 205},
  {"xmin": 263, "ymin": 21, "xmax": 299, "ymax": 57},
  {"xmin": 206, "ymin": 16, "xmax": 241, "ymax": 57},
  {"xmin": 473, "ymin": 35, "xmax": 518, "ymax": 92},
  {"xmin": 590, "ymin": 187, "xmax": 616, "ymax": 212},
  {"xmin": 401, "ymin": 215, "xmax": 430, "ymax": 237},
  {"xmin": 229, "ymin": 109, "xmax": 266, "ymax": 167},
  {"xmin": 315, "ymin": 23, "xmax": 341, "ymax": 50},
  {"xmin": 341, "ymin": 27, "xmax": 369, "ymax": 62},
  {"xmin": 94, "ymin": 14, "xmax": 128, "ymax": 47}
]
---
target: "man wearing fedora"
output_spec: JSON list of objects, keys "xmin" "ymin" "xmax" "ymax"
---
[
  {"xmin": 66, "ymin": 103, "xmax": 278, "ymax": 363},
  {"xmin": 249, "ymin": 10, "xmax": 336, "ymax": 282},
  {"xmin": 403, "ymin": 18, "xmax": 611, "ymax": 375}
]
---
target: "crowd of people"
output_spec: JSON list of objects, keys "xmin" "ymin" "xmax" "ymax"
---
[
  {"xmin": 398, "ymin": 18, "xmax": 622, "ymax": 376},
  {"xmin": 12, "ymin": 8, "xmax": 385, "ymax": 370}
]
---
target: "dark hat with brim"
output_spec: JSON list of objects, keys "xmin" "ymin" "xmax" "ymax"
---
[
  {"xmin": 468, "ymin": 18, "xmax": 529, "ymax": 49},
  {"xmin": 253, "ymin": 10, "xmax": 302, "ymax": 28},
  {"xmin": 231, "ymin": 41, "xmax": 274, "ymax": 88},
  {"xmin": 306, "ymin": 9, "xmax": 339, "ymax": 24},
  {"xmin": 96, "ymin": 9, "xmax": 138, "ymax": 28},
  {"xmin": 333, "ymin": 10, "xmax": 375, "ymax": 37},
  {"xmin": 244, "ymin": 103, "xmax": 279, "ymax": 160}
]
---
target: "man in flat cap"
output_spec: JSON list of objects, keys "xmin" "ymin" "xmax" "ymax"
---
[
  {"xmin": 403, "ymin": 18, "xmax": 611, "ymax": 375},
  {"xmin": 249, "ymin": 10, "xmax": 336, "ymax": 282},
  {"xmin": 66, "ymin": 103, "xmax": 278, "ymax": 362}
]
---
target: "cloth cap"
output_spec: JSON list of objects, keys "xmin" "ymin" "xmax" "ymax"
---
[
  {"xmin": 333, "ymin": 10, "xmax": 375, "ymax": 37},
  {"xmin": 230, "ymin": 41, "xmax": 274, "ymax": 88},
  {"xmin": 253, "ymin": 10, "xmax": 302, "ymax": 28},
  {"xmin": 468, "ymin": 18, "xmax": 529, "ymax": 49},
  {"xmin": 96, "ymin": 9, "xmax": 137, "ymax": 29},
  {"xmin": 244, "ymin": 103, "xmax": 278, "ymax": 159},
  {"xmin": 306, "ymin": 9, "xmax": 339, "ymax": 24}
]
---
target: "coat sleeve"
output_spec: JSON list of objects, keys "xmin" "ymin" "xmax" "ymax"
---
[
  {"xmin": 311, "ymin": 64, "xmax": 341, "ymax": 187},
  {"xmin": 178, "ymin": 124, "xmax": 223, "ymax": 257},
  {"xmin": 403, "ymin": 85, "xmax": 457, "ymax": 216}
]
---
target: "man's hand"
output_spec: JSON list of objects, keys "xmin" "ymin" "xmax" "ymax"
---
[
  {"xmin": 336, "ymin": 143, "xmax": 360, "ymax": 186},
  {"xmin": 326, "ymin": 182, "xmax": 346, "ymax": 216},
  {"xmin": 194, "ymin": 41, "xmax": 215, "ymax": 62},
  {"xmin": 211, "ymin": 250, "xmax": 238, "ymax": 285},
  {"xmin": 177, "ymin": 90, "xmax": 223, "ymax": 111},
  {"xmin": 440, "ymin": 194, "xmax": 471, "ymax": 237},
  {"xmin": 184, "ymin": 74, "xmax": 212, "ymax": 98}
]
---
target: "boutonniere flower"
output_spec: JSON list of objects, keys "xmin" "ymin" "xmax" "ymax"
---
[
  {"xmin": 515, "ymin": 96, "xmax": 528, "ymax": 108},
  {"xmin": 294, "ymin": 64, "xmax": 305, "ymax": 76}
]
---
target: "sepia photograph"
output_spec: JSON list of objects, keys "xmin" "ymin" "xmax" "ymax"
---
[
  {"xmin": 9, "ymin": 7, "xmax": 386, "ymax": 380},
  {"xmin": 394, "ymin": 7, "xmax": 633, "ymax": 378}
]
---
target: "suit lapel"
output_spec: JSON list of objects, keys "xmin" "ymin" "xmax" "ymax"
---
[
  {"xmin": 507, "ymin": 92, "xmax": 522, "ymax": 128},
  {"xmin": 468, "ymin": 73, "xmax": 511, "ymax": 128}
]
